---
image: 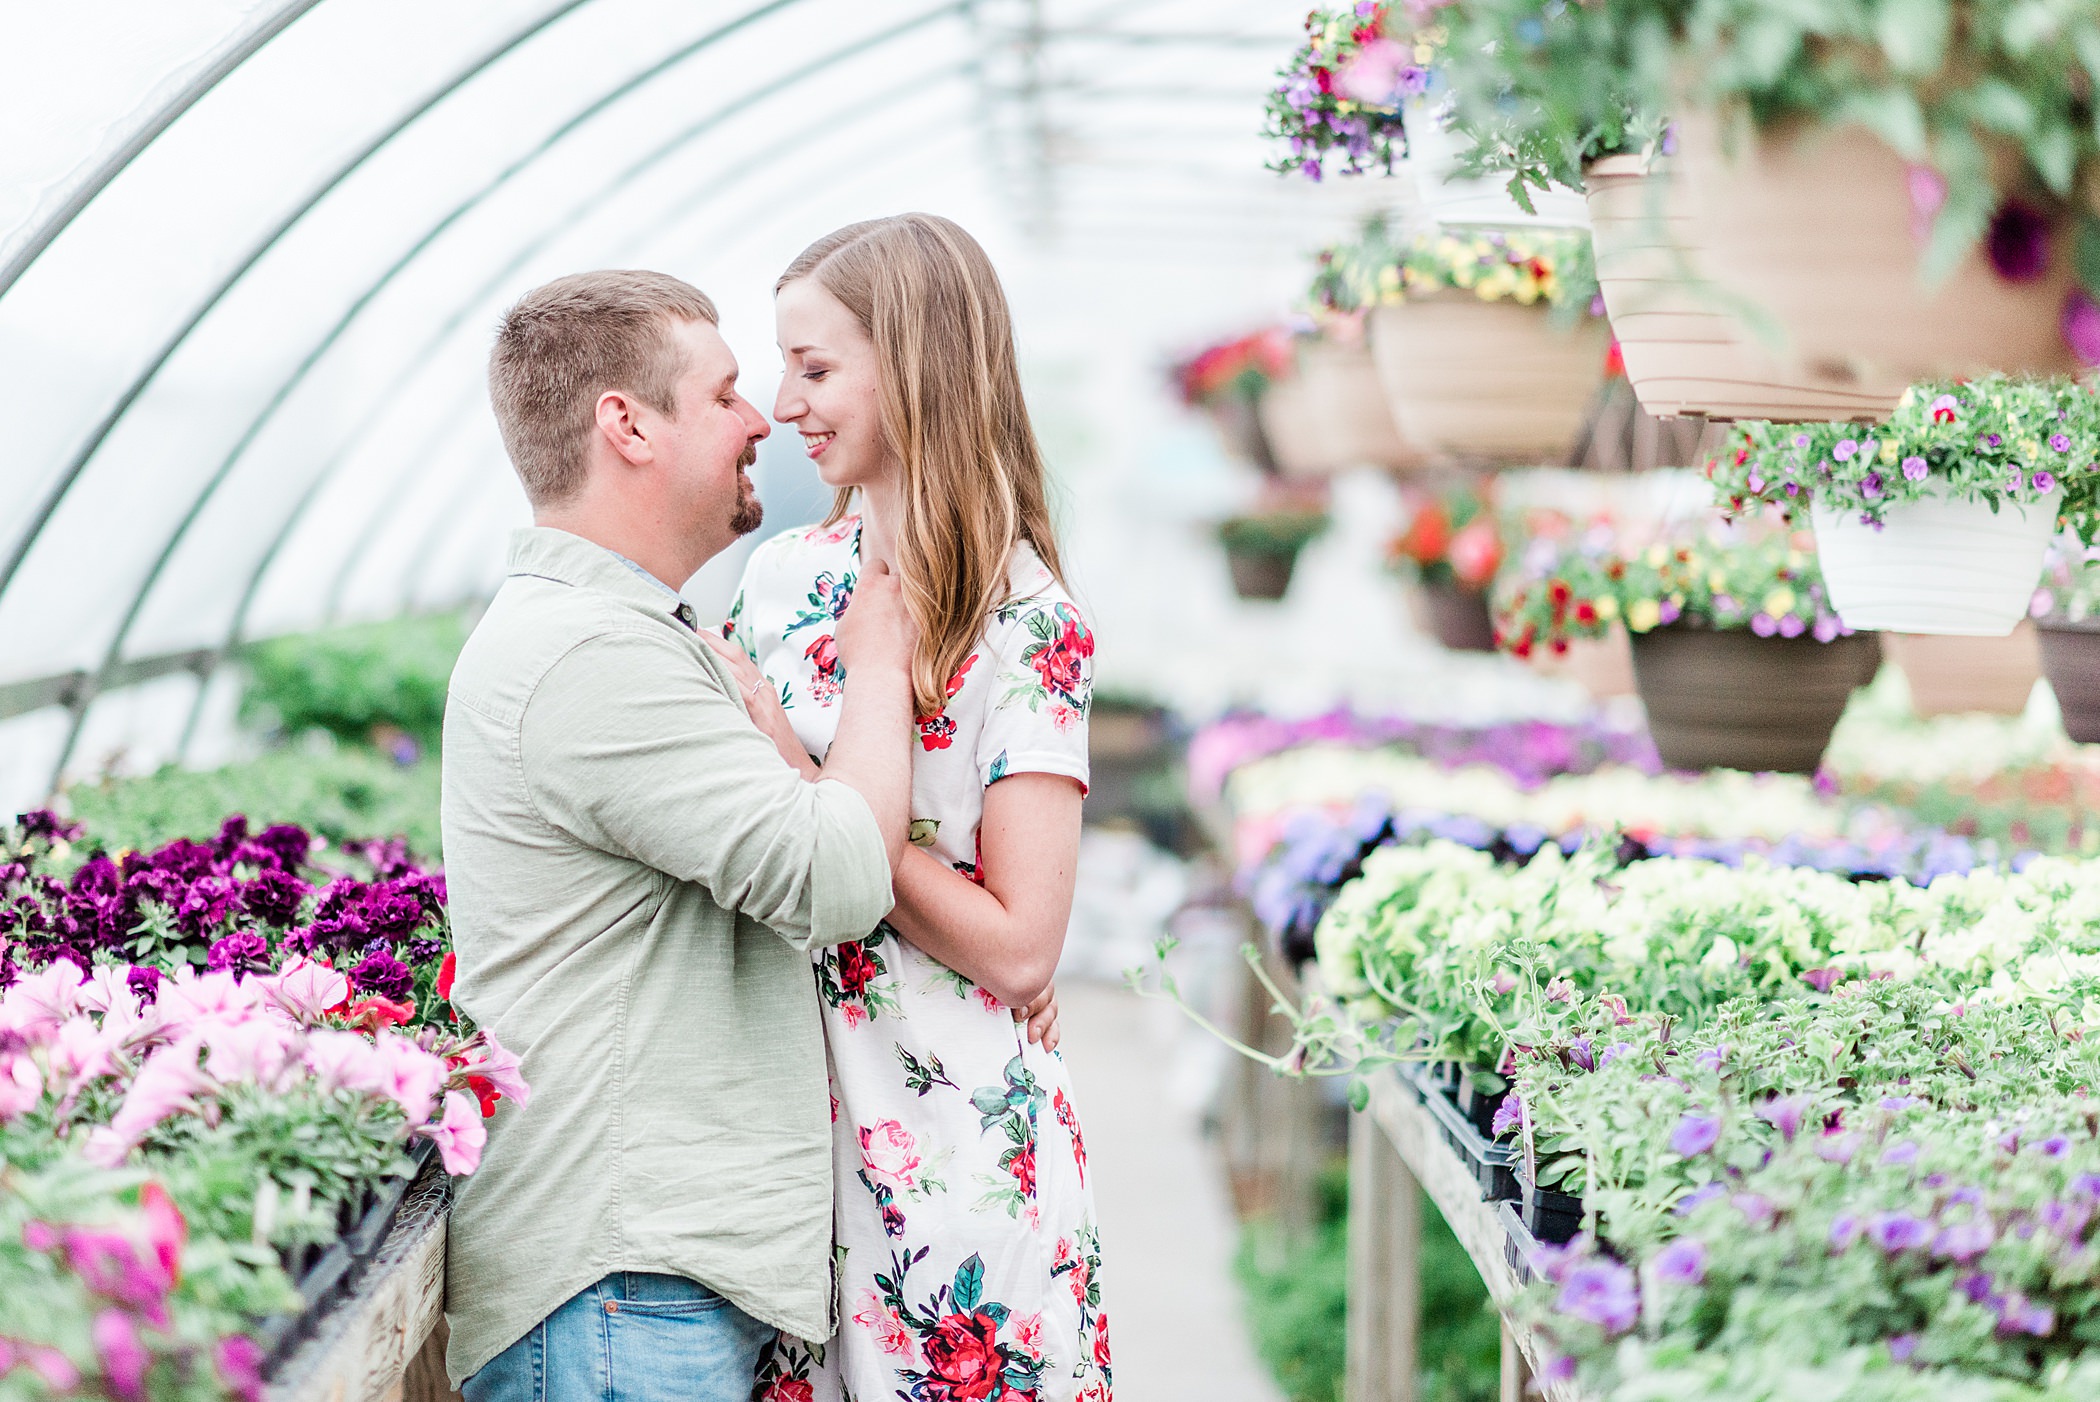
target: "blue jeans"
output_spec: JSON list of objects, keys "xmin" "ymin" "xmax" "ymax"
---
[{"xmin": 462, "ymin": 1272, "xmax": 774, "ymax": 1402}]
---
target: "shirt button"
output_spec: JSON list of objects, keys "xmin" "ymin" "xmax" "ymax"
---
[{"xmin": 604, "ymin": 1301, "xmax": 620, "ymax": 1314}]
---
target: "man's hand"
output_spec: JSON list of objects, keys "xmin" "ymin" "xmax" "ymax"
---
[
  {"xmin": 834, "ymin": 558, "xmax": 915, "ymax": 675},
  {"xmin": 697, "ymin": 632, "xmax": 814, "ymax": 776},
  {"xmin": 1016, "ymin": 983, "xmax": 1060, "ymax": 1053}
]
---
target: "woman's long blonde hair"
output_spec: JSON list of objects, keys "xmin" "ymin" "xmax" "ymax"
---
[{"xmin": 778, "ymin": 214, "xmax": 1064, "ymax": 718}]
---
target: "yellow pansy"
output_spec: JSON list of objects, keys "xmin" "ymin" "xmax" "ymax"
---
[
  {"xmin": 1879, "ymin": 440, "xmax": 1899, "ymax": 465},
  {"xmin": 1595, "ymin": 595, "xmax": 1620, "ymax": 621},
  {"xmin": 1627, "ymin": 597, "xmax": 1661, "ymax": 632},
  {"xmin": 1644, "ymin": 544, "xmax": 1668, "ymax": 567},
  {"xmin": 1764, "ymin": 586, "xmax": 1796, "ymax": 616}
]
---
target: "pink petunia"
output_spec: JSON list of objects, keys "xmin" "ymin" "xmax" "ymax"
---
[
  {"xmin": 93, "ymin": 1309, "xmax": 151, "ymax": 1400},
  {"xmin": 424, "ymin": 1089, "xmax": 488, "ymax": 1174},
  {"xmin": 88, "ymin": 1039, "xmax": 214, "ymax": 1164},
  {"xmin": 1, "ymin": 959, "xmax": 87, "ymax": 1040},
  {"xmin": 0, "ymin": 1050, "xmax": 43, "ymax": 1121},
  {"xmin": 370, "ymin": 1032, "xmax": 447, "ymax": 1124},
  {"xmin": 453, "ymin": 1030, "xmax": 531, "ymax": 1109},
  {"xmin": 262, "ymin": 957, "xmax": 350, "ymax": 1025},
  {"xmin": 201, "ymin": 1016, "xmax": 301, "ymax": 1089},
  {"xmin": 156, "ymin": 967, "xmax": 264, "ymax": 1034}
]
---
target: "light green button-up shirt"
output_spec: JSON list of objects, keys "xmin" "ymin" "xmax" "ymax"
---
[{"xmin": 440, "ymin": 527, "xmax": 893, "ymax": 1385}]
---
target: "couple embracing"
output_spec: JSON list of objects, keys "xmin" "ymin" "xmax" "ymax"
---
[{"xmin": 438, "ymin": 215, "xmax": 1109, "ymax": 1402}]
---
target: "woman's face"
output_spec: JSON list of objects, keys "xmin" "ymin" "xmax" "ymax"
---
[{"xmin": 775, "ymin": 278, "xmax": 893, "ymax": 491}]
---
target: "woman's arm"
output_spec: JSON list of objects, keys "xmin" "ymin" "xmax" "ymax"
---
[{"xmin": 881, "ymin": 772, "xmax": 1082, "ymax": 1009}]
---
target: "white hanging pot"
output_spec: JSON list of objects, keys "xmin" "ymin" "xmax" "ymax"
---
[{"xmin": 1810, "ymin": 489, "xmax": 2060, "ymax": 636}]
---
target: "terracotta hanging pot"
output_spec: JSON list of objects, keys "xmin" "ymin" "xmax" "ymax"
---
[
  {"xmin": 1201, "ymin": 395, "xmax": 1280, "ymax": 475},
  {"xmin": 1584, "ymin": 154, "xmax": 1908, "ymax": 422},
  {"xmin": 1673, "ymin": 111, "xmax": 2080, "ymax": 388},
  {"xmin": 1416, "ymin": 580, "xmax": 1497, "ymax": 651},
  {"xmin": 1293, "ymin": 339, "xmax": 1428, "ymax": 476},
  {"xmin": 2038, "ymin": 621, "xmax": 2100, "ymax": 742},
  {"xmin": 1367, "ymin": 295, "xmax": 1610, "ymax": 467},
  {"xmin": 1255, "ymin": 375, "xmax": 1343, "ymax": 480},
  {"xmin": 1629, "ymin": 625, "xmax": 1880, "ymax": 773},
  {"xmin": 1527, "ymin": 626, "xmax": 1637, "ymax": 699},
  {"xmin": 1884, "ymin": 626, "xmax": 2043, "ymax": 716},
  {"xmin": 1811, "ymin": 490, "xmax": 2059, "ymax": 635}
]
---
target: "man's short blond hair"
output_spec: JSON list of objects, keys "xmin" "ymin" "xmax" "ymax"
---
[{"xmin": 488, "ymin": 270, "xmax": 719, "ymax": 506}]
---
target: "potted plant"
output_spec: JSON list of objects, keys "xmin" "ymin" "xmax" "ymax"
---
[
  {"xmin": 1495, "ymin": 522, "xmax": 1877, "ymax": 772},
  {"xmin": 1387, "ymin": 477, "xmax": 1505, "ymax": 649},
  {"xmin": 1712, "ymin": 377, "xmax": 2100, "ymax": 635},
  {"xmin": 1171, "ymin": 328, "xmax": 1295, "ymax": 474},
  {"xmin": 1217, "ymin": 505, "xmax": 1333, "ymax": 601},
  {"xmin": 1263, "ymin": 1, "xmax": 1423, "ymax": 181},
  {"xmin": 2029, "ymin": 535, "xmax": 2100, "ymax": 741},
  {"xmin": 1392, "ymin": 0, "xmax": 2100, "ymax": 398},
  {"xmin": 1322, "ymin": 219, "xmax": 1611, "ymax": 464}
]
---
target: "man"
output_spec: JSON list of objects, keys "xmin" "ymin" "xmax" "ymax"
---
[{"xmin": 440, "ymin": 270, "xmax": 915, "ymax": 1398}]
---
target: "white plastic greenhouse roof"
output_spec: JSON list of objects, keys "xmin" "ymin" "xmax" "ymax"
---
[{"xmin": 0, "ymin": 0, "xmax": 1405, "ymax": 811}]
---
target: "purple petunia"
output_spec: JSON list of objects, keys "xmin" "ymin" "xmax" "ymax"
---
[
  {"xmin": 1675, "ymin": 1182, "xmax": 1726, "ymax": 1217},
  {"xmin": 1670, "ymin": 1113, "xmax": 1721, "ymax": 1157},
  {"xmin": 2033, "ymin": 469, "xmax": 2058, "ymax": 495},
  {"xmin": 1902, "ymin": 455, "xmax": 1929, "ymax": 482},
  {"xmin": 1833, "ymin": 439, "xmax": 1859, "ymax": 461},
  {"xmin": 1652, "ymin": 1238, "xmax": 1706, "ymax": 1287},
  {"xmin": 1861, "ymin": 472, "xmax": 1884, "ymax": 499},
  {"xmin": 1934, "ymin": 1215, "xmax": 1996, "ymax": 1263},
  {"xmin": 1986, "ymin": 200, "xmax": 2052, "ymax": 282},
  {"xmin": 1491, "ymin": 1094, "xmax": 1526, "ymax": 1139},
  {"xmin": 1881, "ymin": 1140, "xmax": 1921, "ymax": 1167},
  {"xmin": 1830, "ymin": 1212, "xmax": 1863, "ymax": 1250},
  {"xmin": 348, "ymin": 950, "xmax": 413, "ymax": 1003},
  {"xmin": 1868, "ymin": 1212, "xmax": 1933, "ymax": 1253},
  {"xmin": 205, "ymin": 930, "xmax": 269, "ymax": 976},
  {"xmin": 1555, "ymin": 1259, "xmax": 1639, "ymax": 1335},
  {"xmin": 1888, "ymin": 1334, "xmax": 1919, "ymax": 1363},
  {"xmin": 1755, "ymin": 1094, "xmax": 1808, "ymax": 1144}
]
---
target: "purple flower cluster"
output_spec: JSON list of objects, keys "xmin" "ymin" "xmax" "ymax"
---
[{"xmin": 2, "ymin": 811, "xmax": 448, "ymax": 1009}]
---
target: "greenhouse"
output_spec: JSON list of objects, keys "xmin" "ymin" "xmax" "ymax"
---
[{"xmin": 7, "ymin": 1, "xmax": 2100, "ymax": 1400}]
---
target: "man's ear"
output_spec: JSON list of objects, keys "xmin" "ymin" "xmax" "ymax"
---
[{"xmin": 594, "ymin": 389, "xmax": 655, "ymax": 467}]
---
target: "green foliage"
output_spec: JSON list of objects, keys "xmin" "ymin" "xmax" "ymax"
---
[
  {"xmin": 1219, "ymin": 512, "xmax": 1334, "ymax": 558},
  {"xmin": 1236, "ymin": 1165, "xmax": 1500, "ymax": 1402},
  {"xmin": 1425, "ymin": 0, "xmax": 2100, "ymax": 289},
  {"xmin": 64, "ymin": 742, "xmax": 441, "ymax": 859},
  {"xmin": 240, "ymin": 612, "xmax": 468, "ymax": 749}
]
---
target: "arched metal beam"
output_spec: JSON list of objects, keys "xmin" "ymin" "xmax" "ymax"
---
[
  {"xmin": 0, "ymin": 0, "xmax": 327, "ymax": 300},
  {"xmin": 0, "ymin": 0, "xmax": 778, "ymax": 600},
  {"xmin": 170, "ymin": 61, "xmax": 973, "ymax": 769},
  {"xmin": 54, "ymin": 1, "xmax": 964, "ymax": 788}
]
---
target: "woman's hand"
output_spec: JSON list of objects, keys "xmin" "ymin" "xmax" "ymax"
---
[
  {"xmin": 1017, "ymin": 983, "xmax": 1060, "ymax": 1052},
  {"xmin": 698, "ymin": 632, "xmax": 817, "ymax": 778}
]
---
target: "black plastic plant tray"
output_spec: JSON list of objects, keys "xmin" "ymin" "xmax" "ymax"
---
[
  {"xmin": 1496, "ymin": 1199, "xmax": 1550, "ymax": 1285},
  {"xmin": 256, "ymin": 1139, "xmax": 440, "ymax": 1375},
  {"xmin": 1520, "ymin": 1173, "xmax": 1585, "ymax": 1245},
  {"xmin": 1407, "ymin": 1064, "xmax": 1519, "ymax": 1201},
  {"xmin": 1454, "ymin": 1066, "xmax": 1508, "ymax": 1139}
]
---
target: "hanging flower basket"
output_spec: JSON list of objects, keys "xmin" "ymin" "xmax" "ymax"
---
[
  {"xmin": 2037, "ymin": 621, "xmax": 2100, "ymax": 742},
  {"xmin": 1583, "ymin": 153, "xmax": 1907, "ymax": 422},
  {"xmin": 1171, "ymin": 328, "xmax": 1293, "ymax": 474},
  {"xmin": 1294, "ymin": 337, "xmax": 1426, "ymax": 475},
  {"xmin": 1811, "ymin": 493, "xmax": 2060, "ymax": 636},
  {"xmin": 1674, "ymin": 113, "xmax": 2081, "ymax": 389},
  {"xmin": 1714, "ymin": 378, "xmax": 2100, "ymax": 636},
  {"xmin": 1255, "ymin": 374, "xmax": 1337, "ymax": 479},
  {"xmin": 1217, "ymin": 510, "xmax": 1330, "ymax": 602},
  {"xmin": 1370, "ymin": 296, "xmax": 1609, "ymax": 465},
  {"xmin": 1882, "ymin": 627, "xmax": 2041, "ymax": 717},
  {"xmin": 1418, "ymin": 580, "xmax": 1498, "ymax": 651},
  {"xmin": 1629, "ymin": 625, "xmax": 1878, "ymax": 773}
]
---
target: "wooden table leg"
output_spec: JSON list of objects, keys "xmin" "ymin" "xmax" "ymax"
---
[
  {"xmin": 1500, "ymin": 1317, "xmax": 1534, "ymax": 1402},
  {"xmin": 1346, "ymin": 1104, "xmax": 1421, "ymax": 1402}
]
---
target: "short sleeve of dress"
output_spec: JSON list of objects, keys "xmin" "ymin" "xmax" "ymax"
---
[{"xmin": 973, "ymin": 596, "xmax": 1094, "ymax": 792}]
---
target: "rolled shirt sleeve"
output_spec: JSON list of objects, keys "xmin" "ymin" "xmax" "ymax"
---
[{"xmin": 518, "ymin": 626, "xmax": 892, "ymax": 949}]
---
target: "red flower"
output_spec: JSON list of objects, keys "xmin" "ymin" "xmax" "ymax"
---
[
  {"xmin": 344, "ymin": 996, "xmax": 414, "ymax": 1030},
  {"xmin": 762, "ymin": 1381, "xmax": 815, "ymax": 1402},
  {"xmin": 924, "ymin": 1311, "xmax": 1004, "ymax": 1401},
  {"xmin": 1030, "ymin": 615, "xmax": 1093, "ymax": 701},
  {"xmin": 1006, "ymin": 1143, "xmax": 1037, "ymax": 1197},
  {"xmin": 837, "ymin": 942, "xmax": 879, "ymax": 997},
  {"xmin": 1092, "ymin": 1313, "xmax": 1112, "ymax": 1372},
  {"xmin": 805, "ymin": 634, "xmax": 839, "ymax": 675},
  {"xmin": 466, "ymin": 1073, "xmax": 500, "ymax": 1118},
  {"xmin": 436, "ymin": 951, "xmax": 457, "ymax": 1002},
  {"xmin": 1573, "ymin": 600, "xmax": 1599, "ymax": 626},
  {"xmin": 1393, "ymin": 502, "xmax": 1451, "ymax": 566},
  {"xmin": 919, "ymin": 715, "xmax": 957, "ymax": 752}
]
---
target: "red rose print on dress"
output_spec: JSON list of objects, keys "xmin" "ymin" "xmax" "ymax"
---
[
  {"xmin": 760, "ymin": 1379, "xmax": 814, "ymax": 1402},
  {"xmin": 917, "ymin": 654, "xmax": 977, "ymax": 750},
  {"xmin": 805, "ymin": 633, "xmax": 843, "ymax": 705},
  {"xmin": 1055, "ymin": 1088, "xmax": 1088, "ymax": 1186},
  {"xmin": 1023, "ymin": 605, "xmax": 1091, "ymax": 708},
  {"xmin": 923, "ymin": 1310, "xmax": 1003, "ymax": 1402}
]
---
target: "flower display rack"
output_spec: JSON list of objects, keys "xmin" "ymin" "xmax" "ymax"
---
[
  {"xmin": 264, "ymin": 1154, "xmax": 456, "ymax": 1402},
  {"xmin": 1351, "ymin": 1062, "xmax": 1589, "ymax": 1402},
  {"xmin": 1400, "ymin": 1060, "xmax": 1519, "ymax": 1202},
  {"xmin": 260, "ymin": 1139, "xmax": 442, "ymax": 1373}
]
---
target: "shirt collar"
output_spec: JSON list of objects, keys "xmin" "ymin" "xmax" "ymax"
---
[{"xmin": 507, "ymin": 527, "xmax": 700, "ymax": 630}]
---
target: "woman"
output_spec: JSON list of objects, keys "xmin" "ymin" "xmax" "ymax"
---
[{"xmin": 728, "ymin": 214, "xmax": 1111, "ymax": 1402}]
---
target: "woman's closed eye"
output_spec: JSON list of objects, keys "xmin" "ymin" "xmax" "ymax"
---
[{"xmin": 801, "ymin": 367, "xmax": 829, "ymax": 382}]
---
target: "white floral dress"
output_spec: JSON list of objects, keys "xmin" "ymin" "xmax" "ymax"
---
[{"xmin": 728, "ymin": 515, "xmax": 1111, "ymax": 1402}]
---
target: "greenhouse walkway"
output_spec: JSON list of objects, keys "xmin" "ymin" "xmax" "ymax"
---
[{"xmin": 1056, "ymin": 978, "xmax": 1284, "ymax": 1402}]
